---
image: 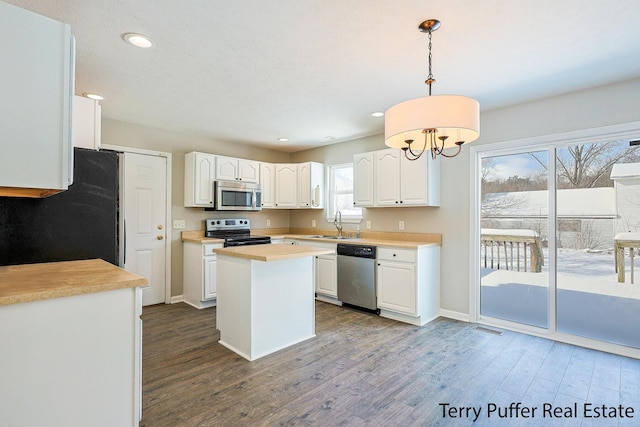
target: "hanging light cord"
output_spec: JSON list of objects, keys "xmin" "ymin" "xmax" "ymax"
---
[
  {"xmin": 426, "ymin": 28, "xmax": 434, "ymax": 96},
  {"xmin": 402, "ymin": 22, "xmax": 465, "ymax": 161}
]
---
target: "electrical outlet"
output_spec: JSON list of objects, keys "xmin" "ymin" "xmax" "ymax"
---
[
  {"xmin": 399, "ymin": 220, "xmax": 405, "ymax": 230},
  {"xmin": 173, "ymin": 219, "xmax": 186, "ymax": 229},
  {"xmin": 366, "ymin": 220, "xmax": 371, "ymax": 229},
  {"xmin": 312, "ymin": 219, "xmax": 316, "ymax": 227},
  {"xmin": 266, "ymin": 219, "xmax": 271, "ymax": 227}
]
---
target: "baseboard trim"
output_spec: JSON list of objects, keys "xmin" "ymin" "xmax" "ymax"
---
[
  {"xmin": 439, "ymin": 309, "xmax": 470, "ymax": 323},
  {"xmin": 170, "ymin": 295, "xmax": 184, "ymax": 304}
]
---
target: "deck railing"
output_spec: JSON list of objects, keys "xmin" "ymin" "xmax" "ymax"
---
[
  {"xmin": 614, "ymin": 232, "xmax": 640, "ymax": 284},
  {"xmin": 481, "ymin": 228, "xmax": 544, "ymax": 273}
]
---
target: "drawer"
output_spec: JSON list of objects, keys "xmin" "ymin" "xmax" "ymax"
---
[
  {"xmin": 203, "ymin": 243, "xmax": 223, "ymax": 256},
  {"xmin": 377, "ymin": 247, "xmax": 416, "ymax": 263}
]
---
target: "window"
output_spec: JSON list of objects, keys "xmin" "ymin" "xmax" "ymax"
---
[{"xmin": 326, "ymin": 163, "xmax": 362, "ymax": 223}]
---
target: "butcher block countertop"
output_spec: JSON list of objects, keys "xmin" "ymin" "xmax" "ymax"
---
[
  {"xmin": 214, "ymin": 244, "xmax": 333, "ymax": 262},
  {"xmin": 0, "ymin": 259, "xmax": 148, "ymax": 306}
]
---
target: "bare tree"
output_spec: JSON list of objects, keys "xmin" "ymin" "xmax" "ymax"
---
[{"xmin": 529, "ymin": 140, "xmax": 639, "ymax": 189}]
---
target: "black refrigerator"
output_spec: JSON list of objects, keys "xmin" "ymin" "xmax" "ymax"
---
[{"xmin": 0, "ymin": 148, "xmax": 120, "ymax": 267}]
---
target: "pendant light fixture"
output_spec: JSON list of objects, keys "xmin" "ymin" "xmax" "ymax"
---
[{"xmin": 384, "ymin": 19, "xmax": 480, "ymax": 160}]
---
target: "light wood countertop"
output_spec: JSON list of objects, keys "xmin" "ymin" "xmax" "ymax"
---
[
  {"xmin": 214, "ymin": 244, "xmax": 333, "ymax": 262},
  {"xmin": 181, "ymin": 230, "xmax": 225, "ymax": 244},
  {"xmin": 0, "ymin": 259, "xmax": 148, "ymax": 306},
  {"xmin": 182, "ymin": 230, "xmax": 441, "ymax": 248}
]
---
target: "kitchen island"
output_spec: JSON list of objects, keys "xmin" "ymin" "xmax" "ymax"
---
[
  {"xmin": 214, "ymin": 244, "xmax": 333, "ymax": 361},
  {"xmin": 0, "ymin": 259, "xmax": 147, "ymax": 427}
]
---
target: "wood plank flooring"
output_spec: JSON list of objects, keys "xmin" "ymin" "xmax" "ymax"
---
[{"xmin": 140, "ymin": 302, "xmax": 640, "ymax": 427}]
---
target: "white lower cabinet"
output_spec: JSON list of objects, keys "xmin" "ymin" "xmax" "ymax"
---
[
  {"xmin": 376, "ymin": 245, "xmax": 440, "ymax": 326},
  {"xmin": 377, "ymin": 258, "xmax": 416, "ymax": 315},
  {"xmin": 289, "ymin": 240, "xmax": 339, "ymax": 302},
  {"xmin": 183, "ymin": 242, "xmax": 222, "ymax": 309},
  {"xmin": 315, "ymin": 253, "xmax": 337, "ymax": 297},
  {"xmin": 0, "ymin": 287, "xmax": 142, "ymax": 427}
]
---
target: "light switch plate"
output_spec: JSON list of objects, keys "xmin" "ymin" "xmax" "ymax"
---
[
  {"xmin": 399, "ymin": 220, "xmax": 405, "ymax": 230},
  {"xmin": 366, "ymin": 221, "xmax": 371, "ymax": 229},
  {"xmin": 312, "ymin": 219, "xmax": 316, "ymax": 227},
  {"xmin": 266, "ymin": 219, "xmax": 271, "ymax": 227},
  {"xmin": 173, "ymin": 219, "xmax": 186, "ymax": 229}
]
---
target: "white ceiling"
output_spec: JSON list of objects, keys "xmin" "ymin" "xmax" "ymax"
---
[{"xmin": 7, "ymin": 0, "xmax": 640, "ymax": 152}]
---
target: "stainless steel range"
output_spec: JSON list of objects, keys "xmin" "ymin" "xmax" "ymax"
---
[{"xmin": 205, "ymin": 218, "xmax": 271, "ymax": 247}]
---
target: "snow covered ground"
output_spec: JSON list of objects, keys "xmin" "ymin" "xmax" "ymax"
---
[{"xmin": 480, "ymin": 248, "xmax": 640, "ymax": 348}]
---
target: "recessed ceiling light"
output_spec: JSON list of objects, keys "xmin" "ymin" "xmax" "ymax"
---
[
  {"xmin": 82, "ymin": 93, "xmax": 104, "ymax": 101},
  {"xmin": 277, "ymin": 137, "xmax": 289, "ymax": 142},
  {"xmin": 123, "ymin": 33, "xmax": 153, "ymax": 48},
  {"xmin": 371, "ymin": 112, "xmax": 384, "ymax": 117}
]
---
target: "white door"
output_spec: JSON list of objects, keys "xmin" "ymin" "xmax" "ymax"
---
[{"xmin": 123, "ymin": 152, "xmax": 168, "ymax": 306}]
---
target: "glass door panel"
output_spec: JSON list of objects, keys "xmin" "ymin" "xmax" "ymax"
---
[
  {"xmin": 556, "ymin": 141, "xmax": 640, "ymax": 348},
  {"xmin": 480, "ymin": 151, "xmax": 549, "ymax": 328}
]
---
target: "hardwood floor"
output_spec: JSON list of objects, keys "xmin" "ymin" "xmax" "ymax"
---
[{"xmin": 140, "ymin": 301, "xmax": 640, "ymax": 426}]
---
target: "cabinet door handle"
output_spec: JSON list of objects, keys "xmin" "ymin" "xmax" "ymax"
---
[
  {"xmin": 393, "ymin": 254, "xmax": 396, "ymax": 257},
  {"xmin": 400, "ymin": 201, "xmax": 403, "ymax": 204},
  {"xmin": 395, "ymin": 201, "xmax": 399, "ymax": 204},
  {"xmin": 377, "ymin": 263, "xmax": 380, "ymax": 266}
]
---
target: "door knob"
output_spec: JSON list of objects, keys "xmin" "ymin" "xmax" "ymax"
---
[
  {"xmin": 157, "ymin": 235, "xmax": 164, "ymax": 240},
  {"xmin": 157, "ymin": 224, "xmax": 164, "ymax": 230}
]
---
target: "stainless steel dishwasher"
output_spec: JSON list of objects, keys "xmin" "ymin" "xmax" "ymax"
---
[{"xmin": 336, "ymin": 243, "xmax": 378, "ymax": 312}]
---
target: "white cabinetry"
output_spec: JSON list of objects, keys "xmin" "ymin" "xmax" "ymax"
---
[
  {"xmin": 355, "ymin": 148, "xmax": 440, "ymax": 208},
  {"xmin": 259, "ymin": 162, "xmax": 276, "ymax": 208},
  {"xmin": 184, "ymin": 152, "xmax": 216, "ymax": 207},
  {"xmin": 297, "ymin": 162, "xmax": 324, "ymax": 208},
  {"xmin": 72, "ymin": 95, "xmax": 101, "ymax": 150},
  {"xmin": 0, "ymin": 286, "xmax": 143, "ymax": 427},
  {"xmin": 0, "ymin": 2, "xmax": 74, "ymax": 197},
  {"xmin": 289, "ymin": 239, "xmax": 339, "ymax": 303},
  {"xmin": 216, "ymin": 156, "xmax": 259, "ymax": 183},
  {"xmin": 353, "ymin": 152, "xmax": 374, "ymax": 207},
  {"xmin": 315, "ymin": 254, "xmax": 337, "ymax": 297},
  {"xmin": 183, "ymin": 242, "xmax": 222, "ymax": 309},
  {"xmin": 374, "ymin": 149, "xmax": 401, "ymax": 206},
  {"xmin": 274, "ymin": 164, "xmax": 298, "ymax": 208},
  {"xmin": 376, "ymin": 245, "xmax": 440, "ymax": 326}
]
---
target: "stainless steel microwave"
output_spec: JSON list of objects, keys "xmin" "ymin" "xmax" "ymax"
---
[{"xmin": 214, "ymin": 181, "xmax": 262, "ymax": 211}]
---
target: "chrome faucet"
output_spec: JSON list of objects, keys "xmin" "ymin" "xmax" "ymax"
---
[{"xmin": 333, "ymin": 210, "xmax": 343, "ymax": 238}]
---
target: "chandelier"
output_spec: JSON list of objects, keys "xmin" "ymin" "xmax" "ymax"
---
[{"xmin": 384, "ymin": 19, "xmax": 480, "ymax": 160}]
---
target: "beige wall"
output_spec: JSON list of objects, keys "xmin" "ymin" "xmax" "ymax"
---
[
  {"xmin": 291, "ymin": 77, "xmax": 640, "ymax": 317},
  {"xmin": 102, "ymin": 119, "xmax": 291, "ymax": 297},
  {"xmin": 102, "ymin": 77, "xmax": 640, "ymax": 313}
]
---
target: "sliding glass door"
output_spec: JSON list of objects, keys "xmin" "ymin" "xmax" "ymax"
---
[
  {"xmin": 479, "ymin": 151, "xmax": 549, "ymax": 328},
  {"xmin": 477, "ymin": 138, "xmax": 640, "ymax": 350},
  {"xmin": 555, "ymin": 141, "xmax": 640, "ymax": 348}
]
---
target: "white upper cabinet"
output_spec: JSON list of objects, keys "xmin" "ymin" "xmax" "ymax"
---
[
  {"xmin": 72, "ymin": 95, "xmax": 101, "ymax": 150},
  {"xmin": 215, "ymin": 156, "xmax": 259, "ymax": 183},
  {"xmin": 353, "ymin": 152, "xmax": 374, "ymax": 207},
  {"xmin": 374, "ymin": 149, "xmax": 401, "ymax": 206},
  {"xmin": 259, "ymin": 162, "xmax": 275, "ymax": 208},
  {"xmin": 0, "ymin": 2, "xmax": 74, "ymax": 197},
  {"xmin": 274, "ymin": 164, "xmax": 298, "ymax": 208},
  {"xmin": 399, "ymin": 152, "xmax": 440, "ymax": 206},
  {"xmin": 184, "ymin": 152, "xmax": 216, "ymax": 207},
  {"xmin": 361, "ymin": 148, "xmax": 440, "ymax": 207},
  {"xmin": 297, "ymin": 162, "xmax": 324, "ymax": 208}
]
